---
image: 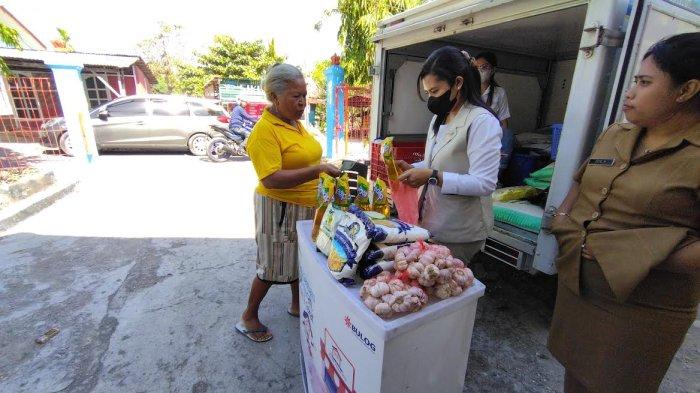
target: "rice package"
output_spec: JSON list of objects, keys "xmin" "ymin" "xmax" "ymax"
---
[
  {"xmin": 311, "ymin": 173, "xmax": 336, "ymax": 242},
  {"xmin": 315, "ymin": 203, "xmax": 345, "ymax": 256},
  {"xmin": 370, "ymin": 217, "xmax": 431, "ymax": 244},
  {"xmin": 363, "ymin": 243, "xmax": 410, "ymax": 263},
  {"xmin": 327, "ymin": 205, "xmax": 379, "ymax": 285}
]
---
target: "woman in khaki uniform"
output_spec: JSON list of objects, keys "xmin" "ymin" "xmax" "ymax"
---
[{"xmin": 548, "ymin": 33, "xmax": 700, "ymax": 392}]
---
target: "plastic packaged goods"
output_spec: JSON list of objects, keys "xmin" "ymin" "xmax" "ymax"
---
[
  {"xmin": 389, "ymin": 179, "xmax": 420, "ymax": 224},
  {"xmin": 327, "ymin": 206, "xmax": 379, "ymax": 285},
  {"xmin": 315, "ymin": 203, "xmax": 345, "ymax": 256},
  {"xmin": 355, "ymin": 175, "xmax": 372, "ymax": 210},
  {"xmin": 370, "ymin": 217, "xmax": 431, "ymax": 244},
  {"xmin": 380, "ymin": 137, "xmax": 401, "ymax": 181},
  {"xmin": 372, "ymin": 178, "xmax": 391, "ymax": 217},
  {"xmin": 492, "ymin": 186, "xmax": 540, "ymax": 202},
  {"xmin": 311, "ymin": 173, "xmax": 336, "ymax": 242},
  {"xmin": 363, "ymin": 243, "xmax": 410, "ymax": 263},
  {"xmin": 334, "ymin": 173, "xmax": 351, "ymax": 209},
  {"xmin": 359, "ymin": 260, "xmax": 395, "ymax": 280}
]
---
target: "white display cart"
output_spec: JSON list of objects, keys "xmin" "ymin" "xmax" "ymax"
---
[{"xmin": 297, "ymin": 220, "xmax": 485, "ymax": 393}]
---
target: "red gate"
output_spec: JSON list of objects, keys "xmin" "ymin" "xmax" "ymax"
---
[{"xmin": 1, "ymin": 75, "xmax": 64, "ymax": 170}]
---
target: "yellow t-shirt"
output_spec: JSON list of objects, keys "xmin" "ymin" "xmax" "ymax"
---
[{"xmin": 247, "ymin": 108, "xmax": 322, "ymax": 207}]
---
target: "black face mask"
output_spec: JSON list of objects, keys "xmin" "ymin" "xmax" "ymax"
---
[{"xmin": 427, "ymin": 88, "xmax": 456, "ymax": 116}]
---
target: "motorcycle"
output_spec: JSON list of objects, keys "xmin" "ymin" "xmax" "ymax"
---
[{"xmin": 206, "ymin": 122, "xmax": 252, "ymax": 162}]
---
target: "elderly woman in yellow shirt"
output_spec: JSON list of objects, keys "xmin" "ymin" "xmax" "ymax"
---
[{"xmin": 237, "ymin": 63, "xmax": 340, "ymax": 343}]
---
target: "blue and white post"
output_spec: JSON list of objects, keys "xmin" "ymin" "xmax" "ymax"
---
[
  {"xmin": 324, "ymin": 54, "xmax": 344, "ymax": 158},
  {"xmin": 45, "ymin": 58, "xmax": 99, "ymax": 164}
]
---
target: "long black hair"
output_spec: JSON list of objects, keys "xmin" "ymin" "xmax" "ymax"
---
[
  {"xmin": 417, "ymin": 46, "xmax": 496, "ymax": 133},
  {"xmin": 643, "ymin": 32, "xmax": 700, "ymax": 111},
  {"xmin": 475, "ymin": 51, "xmax": 500, "ymax": 107}
]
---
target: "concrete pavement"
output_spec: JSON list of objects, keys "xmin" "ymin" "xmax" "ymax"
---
[
  {"xmin": 0, "ymin": 154, "xmax": 303, "ymax": 393},
  {"xmin": 0, "ymin": 153, "xmax": 697, "ymax": 392}
]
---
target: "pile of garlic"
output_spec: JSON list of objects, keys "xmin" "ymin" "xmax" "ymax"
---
[
  {"xmin": 394, "ymin": 242, "xmax": 475, "ymax": 299},
  {"xmin": 360, "ymin": 272, "xmax": 428, "ymax": 318},
  {"xmin": 360, "ymin": 242, "xmax": 475, "ymax": 318}
]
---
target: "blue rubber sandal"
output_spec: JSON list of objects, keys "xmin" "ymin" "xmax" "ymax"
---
[{"xmin": 235, "ymin": 321, "xmax": 273, "ymax": 343}]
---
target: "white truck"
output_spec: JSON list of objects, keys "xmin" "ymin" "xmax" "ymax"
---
[{"xmin": 369, "ymin": 0, "xmax": 699, "ymax": 274}]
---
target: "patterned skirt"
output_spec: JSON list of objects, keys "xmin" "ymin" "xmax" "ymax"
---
[{"xmin": 254, "ymin": 192, "xmax": 315, "ymax": 284}]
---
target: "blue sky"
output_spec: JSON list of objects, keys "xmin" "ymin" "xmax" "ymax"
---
[{"xmin": 3, "ymin": 0, "xmax": 342, "ymax": 72}]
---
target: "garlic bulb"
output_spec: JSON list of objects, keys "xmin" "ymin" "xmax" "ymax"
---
[
  {"xmin": 434, "ymin": 283, "xmax": 452, "ymax": 299},
  {"xmin": 388, "ymin": 279, "xmax": 405, "ymax": 293},
  {"xmin": 394, "ymin": 258, "xmax": 409, "ymax": 271},
  {"xmin": 375, "ymin": 302, "xmax": 392, "ymax": 317},
  {"xmin": 364, "ymin": 296, "xmax": 380, "ymax": 310},
  {"xmin": 424, "ymin": 264, "xmax": 440, "ymax": 280},
  {"xmin": 437, "ymin": 269, "xmax": 452, "ymax": 284},
  {"xmin": 407, "ymin": 265, "xmax": 422, "ymax": 279},
  {"xmin": 370, "ymin": 281, "xmax": 391, "ymax": 298}
]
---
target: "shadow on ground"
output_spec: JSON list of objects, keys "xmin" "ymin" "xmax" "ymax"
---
[{"xmin": 0, "ymin": 233, "xmax": 301, "ymax": 393}]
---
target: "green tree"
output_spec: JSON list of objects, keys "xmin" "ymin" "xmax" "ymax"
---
[
  {"xmin": 137, "ymin": 22, "xmax": 183, "ymax": 94},
  {"xmin": 0, "ymin": 23, "xmax": 21, "ymax": 75},
  {"xmin": 198, "ymin": 36, "xmax": 285, "ymax": 81},
  {"xmin": 173, "ymin": 61, "xmax": 210, "ymax": 96},
  {"xmin": 320, "ymin": 0, "xmax": 422, "ymax": 85}
]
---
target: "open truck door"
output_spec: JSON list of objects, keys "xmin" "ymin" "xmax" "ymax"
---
[{"xmin": 533, "ymin": 0, "xmax": 699, "ymax": 274}]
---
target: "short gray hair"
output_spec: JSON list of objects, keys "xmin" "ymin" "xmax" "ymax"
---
[{"xmin": 262, "ymin": 63, "xmax": 304, "ymax": 102}]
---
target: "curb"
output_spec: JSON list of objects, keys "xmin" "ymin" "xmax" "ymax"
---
[{"xmin": 0, "ymin": 180, "xmax": 78, "ymax": 233}]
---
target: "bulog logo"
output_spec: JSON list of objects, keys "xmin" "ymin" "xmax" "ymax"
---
[{"xmin": 344, "ymin": 316, "xmax": 376, "ymax": 353}]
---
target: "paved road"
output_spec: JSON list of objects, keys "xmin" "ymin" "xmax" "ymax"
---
[{"xmin": 0, "ymin": 153, "xmax": 697, "ymax": 392}]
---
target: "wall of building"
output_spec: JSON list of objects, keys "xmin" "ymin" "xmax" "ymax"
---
[{"xmin": 133, "ymin": 66, "xmax": 151, "ymax": 94}]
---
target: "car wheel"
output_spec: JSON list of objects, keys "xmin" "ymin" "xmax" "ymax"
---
[
  {"xmin": 59, "ymin": 132, "xmax": 74, "ymax": 156},
  {"xmin": 188, "ymin": 133, "xmax": 210, "ymax": 156}
]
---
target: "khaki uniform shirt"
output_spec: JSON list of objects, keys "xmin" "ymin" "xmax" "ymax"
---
[{"xmin": 551, "ymin": 122, "xmax": 700, "ymax": 309}]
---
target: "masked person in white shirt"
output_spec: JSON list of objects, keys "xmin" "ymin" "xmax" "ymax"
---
[
  {"xmin": 397, "ymin": 46, "xmax": 502, "ymax": 263},
  {"xmin": 474, "ymin": 52, "xmax": 511, "ymax": 128},
  {"xmin": 474, "ymin": 51, "xmax": 513, "ymax": 180}
]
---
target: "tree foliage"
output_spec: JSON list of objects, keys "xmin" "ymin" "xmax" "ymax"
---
[
  {"xmin": 198, "ymin": 36, "xmax": 285, "ymax": 81},
  {"xmin": 138, "ymin": 25, "xmax": 284, "ymax": 96},
  {"xmin": 137, "ymin": 23, "xmax": 183, "ymax": 94},
  {"xmin": 334, "ymin": 0, "xmax": 422, "ymax": 85},
  {"xmin": 172, "ymin": 61, "xmax": 210, "ymax": 97},
  {"xmin": 0, "ymin": 22, "xmax": 21, "ymax": 75}
]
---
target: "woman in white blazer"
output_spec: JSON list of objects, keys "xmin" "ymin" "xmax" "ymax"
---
[{"xmin": 398, "ymin": 46, "xmax": 502, "ymax": 262}]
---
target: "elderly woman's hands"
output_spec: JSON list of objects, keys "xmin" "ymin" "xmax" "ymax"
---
[{"xmin": 317, "ymin": 163, "xmax": 342, "ymax": 178}]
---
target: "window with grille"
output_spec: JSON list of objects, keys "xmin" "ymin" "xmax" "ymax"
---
[
  {"xmin": 8, "ymin": 77, "xmax": 41, "ymax": 119},
  {"xmin": 83, "ymin": 75, "xmax": 111, "ymax": 109}
]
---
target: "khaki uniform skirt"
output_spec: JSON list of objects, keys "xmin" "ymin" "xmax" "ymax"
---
[
  {"xmin": 254, "ymin": 193, "xmax": 315, "ymax": 284},
  {"xmin": 548, "ymin": 259, "xmax": 695, "ymax": 393}
]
